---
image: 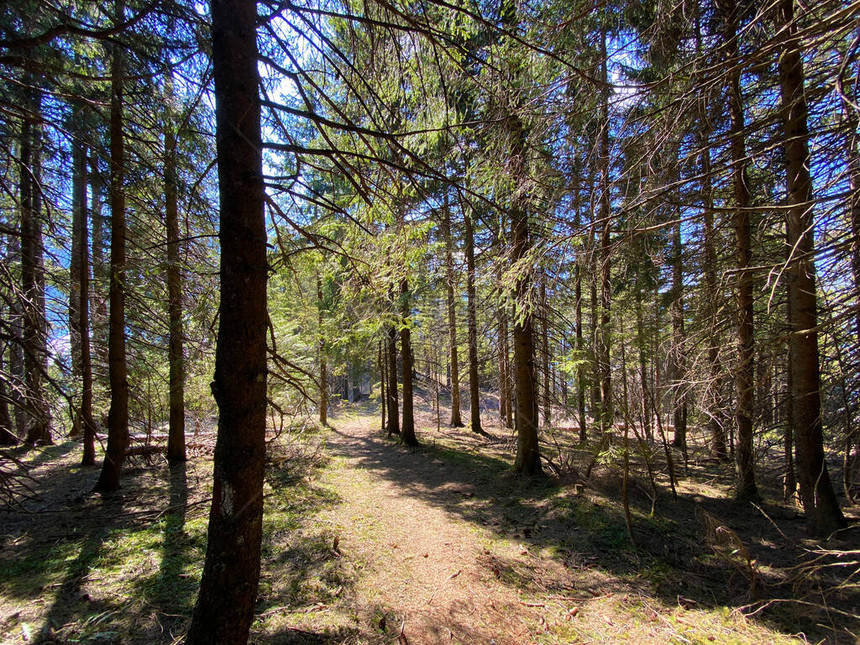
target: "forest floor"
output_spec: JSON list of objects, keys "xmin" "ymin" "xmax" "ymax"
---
[{"xmin": 1, "ymin": 402, "xmax": 859, "ymax": 644}]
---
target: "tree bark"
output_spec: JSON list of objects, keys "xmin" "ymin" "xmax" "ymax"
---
[
  {"xmin": 317, "ymin": 275, "xmax": 328, "ymax": 426},
  {"xmin": 94, "ymin": 0, "xmax": 129, "ymax": 490},
  {"xmin": 701, "ymin": 134, "xmax": 728, "ymax": 460},
  {"xmin": 670, "ymin": 210, "xmax": 687, "ymax": 456},
  {"xmin": 400, "ymin": 279, "xmax": 418, "ymax": 445},
  {"xmin": 165, "ymin": 80, "xmax": 186, "ymax": 463},
  {"xmin": 596, "ymin": 23, "xmax": 612, "ymax": 437},
  {"xmin": 442, "ymin": 200, "xmax": 463, "ymax": 427},
  {"xmin": 464, "ymin": 209, "xmax": 482, "ymax": 434},
  {"xmin": 719, "ymin": 0, "xmax": 758, "ymax": 502},
  {"xmin": 777, "ymin": 0, "xmax": 846, "ymax": 536},
  {"xmin": 507, "ymin": 112, "xmax": 542, "ymax": 475},
  {"xmin": 20, "ymin": 96, "xmax": 52, "ymax": 446},
  {"xmin": 386, "ymin": 319, "xmax": 400, "ymax": 436},
  {"xmin": 185, "ymin": 0, "xmax": 268, "ymax": 640},
  {"xmin": 540, "ymin": 276, "xmax": 551, "ymax": 427},
  {"xmin": 69, "ymin": 108, "xmax": 85, "ymax": 440},
  {"xmin": 72, "ymin": 119, "xmax": 97, "ymax": 465}
]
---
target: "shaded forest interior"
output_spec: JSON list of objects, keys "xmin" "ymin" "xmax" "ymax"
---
[{"xmin": 1, "ymin": 0, "xmax": 860, "ymax": 642}]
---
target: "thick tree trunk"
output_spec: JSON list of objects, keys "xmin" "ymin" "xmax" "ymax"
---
[
  {"xmin": 719, "ymin": 0, "xmax": 758, "ymax": 502},
  {"xmin": 442, "ymin": 201, "xmax": 463, "ymax": 427},
  {"xmin": 185, "ymin": 0, "xmax": 268, "ymax": 640},
  {"xmin": 464, "ymin": 210, "xmax": 482, "ymax": 434},
  {"xmin": 507, "ymin": 113, "xmax": 542, "ymax": 476},
  {"xmin": 165, "ymin": 87, "xmax": 186, "ymax": 463},
  {"xmin": 778, "ymin": 0, "xmax": 846, "ymax": 536},
  {"xmin": 94, "ymin": 2, "xmax": 129, "ymax": 490},
  {"xmin": 400, "ymin": 279, "xmax": 418, "ymax": 445}
]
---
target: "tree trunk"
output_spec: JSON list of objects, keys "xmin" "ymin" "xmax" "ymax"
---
[
  {"xmin": 596, "ymin": 24, "xmax": 612, "ymax": 438},
  {"xmin": 777, "ymin": 0, "xmax": 846, "ymax": 536},
  {"xmin": 379, "ymin": 341, "xmax": 386, "ymax": 431},
  {"xmin": 386, "ymin": 319, "xmax": 400, "ymax": 436},
  {"xmin": 8, "ymin": 229, "xmax": 26, "ymax": 438},
  {"xmin": 701, "ymin": 135, "xmax": 728, "ymax": 460},
  {"xmin": 317, "ymin": 275, "xmax": 328, "ymax": 426},
  {"xmin": 94, "ymin": 1, "xmax": 129, "ymax": 491},
  {"xmin": 670, "ymin": 210, "xmax": 687, "ymax": 456},
  {"xmin": 0, "ymin": 349, "xmax": 16, "ymax": 445},
  {"xmin": 71, "ymin": 120, "xmax": 97, "ymax": 465},
  {"xmin": 574, "ymin": 188, "xmax": 587, "ymax": 442},
  {"xmin": 400, "ymin": 279, "xmax": 418, "ymax": 445},
  {"xmin": 442, "ymin": 200, "xmax": 463, "ymax": 427},
  {"xmin": 185, "ymin": 0, "xmax": 268, "ymax": 640},
  {"xmin": 634, "ymin": 278, "xmax": 652, "ymax": 441},
  {"xmin": 90, "ymin": 150, "xmax": 109, "ymax": 383},
  {"xmin": 69, "ymin": 109, "xmax": 85, "ymax": 440},
  {"xmin": 719, "ymin": 0, "xmax": 758, "ymax": 502},
  {"xmin": 165, "ymin": 82, "xmax": 186, "ymax": 463},
  {"xmin": 508, "ymin": 113, "xmax": 542, "ymax": 476},
  {"xmin": 464, "ymin": 209, "xmax": 482, "ymax": 434},
  {"xmin": 540, "ymin": 277, "xmax": 551, "ymax": 427},
  {"xmin": 20, "ymin": 97, "xmax": 52, "ymax": 446}
]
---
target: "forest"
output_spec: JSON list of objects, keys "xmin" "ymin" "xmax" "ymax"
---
[{"xmin": 1, "ymin": 0, "xmax": 859, "ymax": 642}]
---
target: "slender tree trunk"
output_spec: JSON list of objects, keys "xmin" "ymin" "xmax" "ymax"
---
[
  {"xmin": 540, "ymin": 277, "xmax": 551, "ymax": 427},
  {"xmin": 386, "ymin": 318, "xmax": 400, "ymax": 436},
  {"xmin": 596, "ymin": 24, "xmax": 612, "ymax": 438},
  {"xmin": 442, "ymin": 199, "xmax": 463, "ymax": 427},
  {"xmin": 500, "ymin": 305, "xmax": 513, "ymax": 429},
  {"xmin": 94, "ymin": 1, "xmax": 129, "ymax": 490},
  {"xmin": 464, "ymin": 209, "xmax": 482, "ymax": 434},
  {"xmin": 400, "ymin": 279, "xmax": 418, "ymax": 445},
  {"xmin": 69, "ymin": 110, "xmax": 85, "ymax": 440},
  {"xmin": 778, "ymin": 0, "xmax": 846, "ymax": 535},
  {"xmin": 71, "ymin": 122, "xmax": 97, "ymax": 465},
  {"xmin": 20, "ymin": 98, "xmax": 52, "ymax": 446},
  {"xmin": 8, "ymin": 229, "xmax": 26, "ymax": 438},
  {"xmin": 634, "ymin": 278, "xmax": 652, "ymax": 441},
  {"xmin": 0, "ymin": 349, "xmax": 15, "ymax": 445},
  {"xmin": 845, "ymin": 112, "xmax": 860, "ymax": 497},
  {"xmin": 719, "ymin": 0, "xmax": 758, "ymax": 502},
  {"xmin": 701, "ymin": 137, "xmax": 728, "ymax": 460},
  {"xmin": 379, "ymin": 341, "xmax": 386, "ymax": 431},
  {"xmin": 186, "ymin": 0, "xmax": 267, "ymax": 640},
  {"xmin": 670, "ymin": 209, "xmax": 687, "ymax": 458},
  {"xmin": 317, "ymin": 275, "xmax": 328, "ymax": 426},
  {"xmin": 165, "ymin": 84, "xmax": 186, "ymax": 463},
  {"xmin": 90, "ymin": 151, "xmax": 108, "ymax": 383},
  {"xmin": 573, "ymin": 187, "xmax": 587, "ymax": 442}
]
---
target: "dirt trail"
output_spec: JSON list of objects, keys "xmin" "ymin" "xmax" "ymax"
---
[{"xmin": 316, "ymin": 413, "xmax": 546, "ymax": 644}]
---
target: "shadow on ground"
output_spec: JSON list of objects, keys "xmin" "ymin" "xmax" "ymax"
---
[{"xmin": 323, "ymin": 404, "xmax": 860, "ymax": 644}]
